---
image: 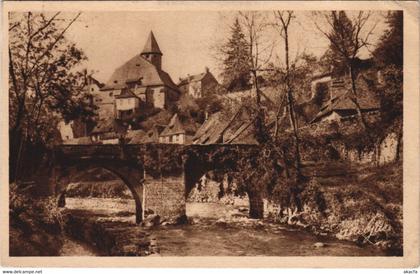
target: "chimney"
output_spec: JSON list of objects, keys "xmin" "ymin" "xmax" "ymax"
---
[
  {"xmin": 205, "ymin": 111, "xmax": 209, "ymax": 121},
  {"xmin": 205, "ymin": 66, "xmax": 209, "ymax": 73}
]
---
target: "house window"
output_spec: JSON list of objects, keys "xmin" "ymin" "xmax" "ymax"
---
[{"xmin": 169, "ymin": 136, "xmax": 173, "ymax": 143}]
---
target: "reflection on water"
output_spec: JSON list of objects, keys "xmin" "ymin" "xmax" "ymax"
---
[{"xmin": 63, "ymin": 198, "xmax": 386, "ymax": 256}]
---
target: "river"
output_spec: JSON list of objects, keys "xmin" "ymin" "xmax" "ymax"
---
[{"xmin": 61, "ymin": 197, "xmax": 386, "ymax": 256}]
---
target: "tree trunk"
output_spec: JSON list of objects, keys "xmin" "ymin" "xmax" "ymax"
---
[
  {"xmin": 283, "ymin": 23, "xmax": 302, "ymax": 180},
  {"xmin": 248, "ymin": 191, "xmax": 264, "ymax": 219},
  {"xmin": 349, "ymin": 65, "xmax": 368, "ymax": 130},
  {"xmin": 252, "ymin": 69, "xmax": 266, "ymax": 143}
]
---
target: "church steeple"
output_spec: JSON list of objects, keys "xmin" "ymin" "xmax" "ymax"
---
[{"xmin": 141, "ymin": 31, "xmax": 162, "ymax": 70}]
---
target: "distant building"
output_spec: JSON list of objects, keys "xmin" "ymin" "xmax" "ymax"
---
[
  {"xmin": 101, "ymin": 31, "xmax": 179, "ymax": 110},
  {"xmin": 159, "ymin": 114, "xmax": 198, "ymax": 144},
  {"xmin": 57, "ymin": 121, "xmax": 74, "ymax": 141},
  {"xmin": 178, "ymin": 68, "xmax": 219, "ymax": 98}
]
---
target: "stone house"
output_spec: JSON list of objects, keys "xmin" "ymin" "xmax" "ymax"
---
[
  {"xmin": 101, "ymin": 31, "xmax": 180, "ymax": 111},
  {"xmin": 114, "ymin": 89, "xmax": 140, "ymax": 121},
  {"xmin": 178, "ymin": 67, "xmax": 219, "ymax": 98},
  {"xmin": 159, "ymin": 114, "xmax": 198, "ymax": 144}
]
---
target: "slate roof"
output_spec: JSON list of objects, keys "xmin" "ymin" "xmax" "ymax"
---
[
  {"xmin": 126, "ymin": 129, "xmax": 146, "ymax": 144},
  {"xmin": 103, "ymin": 54, "xmax": 178, "ymax": 91},
  {"xmin": 192, "ymin": 105, "xmax": 262, "ymax": 145},
  {"xmin": 192, "ymin": 112, "xmax": 228, "ymax": 144},
  {"xmin": 311, "ymin": 90, "xmax": 380, "ymax": 123},
  {"xmin": 141, "ymin": 31, "xmax": 162, "ymax": 55},
  {"xmin": 115, "ymin": 89, "xmax": 138, "ymax": 99},
  {"xmin": 160, "ymin": 114, "xmax": 198, "ymax": 137},
  {"xmin": 178, "ymin": 72, "xmax": 207, "ymax": 86}
]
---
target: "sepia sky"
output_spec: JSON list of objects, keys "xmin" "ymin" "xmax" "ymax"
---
[{"xmin": 64, "ymin": 11, "xmax": 387, "ymax": 84}]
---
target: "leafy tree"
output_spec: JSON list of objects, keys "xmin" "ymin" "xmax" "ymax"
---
[
  {"xmin": 220, "ymin": 18, "xmax": 251, "ymax": 92},
  {"xmin": 9, "ymin": 12, "xmax": 95, "ymax": 181}
]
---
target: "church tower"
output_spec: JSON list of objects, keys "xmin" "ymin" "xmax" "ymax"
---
[{"xmin": 141, "ymin": 31, "xmax": 163, "ymax": 70}]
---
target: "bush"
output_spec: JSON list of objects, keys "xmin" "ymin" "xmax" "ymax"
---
[{"xmin": 9, "ymin": 183, "xmax": 64, "ymax": 256}]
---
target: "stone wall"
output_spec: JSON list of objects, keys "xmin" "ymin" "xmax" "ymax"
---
[
  {"xmin": 337, "ymin": 132, "xmax": 400, "ymax": 165},
  {"xmin": 143, "ymin": 176, "xmax": 186, "ymax": 221}
]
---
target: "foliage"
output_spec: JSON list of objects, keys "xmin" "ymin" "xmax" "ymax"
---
[
  {"xmin": 317, "ymin": 11, "xmax": 374, "ymax": 66},
  {"xmin": 10, "ymin": 183, "xmax": 63, "ymax": 231},
  {"xmin": 9, "ymin": 12, "xmax": 95, "ymax": 181},
  {"xmin": 376, "ymin": 66, "xmax": 403, "ymax": 135},
  {"xmin": 10, "ymin": 183, "xmax": 64, "ymax": 255},
  {"xmin": 373, "ymin": 11, "xmax": 403, "ymax": 68},
  {"xmin": 196, "ymin": 94, "xmax": 225, "ymax": 115},
  {"xmin": 219, "ymin": 18, "xmax": 252, "ymax": 92},
  {"xmin": 372, "ymin": 11, "xmax": 403, "ymax": 137}
]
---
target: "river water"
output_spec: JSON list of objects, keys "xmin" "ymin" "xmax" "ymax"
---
[{"xmin": 61, "ymin": 198, "xmax": 386, "ymax": 256}]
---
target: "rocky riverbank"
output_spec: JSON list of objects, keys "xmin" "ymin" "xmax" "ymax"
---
[
  {"xmin": 62, "ymin": 209, "xmax": 159, "ymax": 256},
  {"xmin": 271, "ymin": 162, "xmax": 403, "ymax": 256}
]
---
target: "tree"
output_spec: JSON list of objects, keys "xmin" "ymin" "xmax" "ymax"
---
[
  {"xmin": 313, "ymin": 11, "xmax": 378, "ymax": 130},
  {"xmin": 237, "ymin": 11, "xmax": 274, "ymax": 143},
  {"xmin": 271, "ymin": 11, "xmax": 304, "ymax": 211},
  {"xmin": 373, "ymin": 11, "xmax": 403, "ymax": 68},
  {"xmin": 9, "ymin": 12, "xmax": 94, "ymax": 181},
  {"xmin": 372, "ymin": 11, "xmax": 403, "ymax": 161},
  {"xmin": 220, "ymin": 18, "xmax": 252, "ymax": 92}
]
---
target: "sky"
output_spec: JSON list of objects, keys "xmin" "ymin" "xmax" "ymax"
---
[{"xmin": 63, "ymin": 11, "xmax": 387, "ymax": 84}]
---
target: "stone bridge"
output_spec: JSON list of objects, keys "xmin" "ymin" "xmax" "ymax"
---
[{"xmin": 52, "ymin": 144, "xmax": 261, "ymax": 224}]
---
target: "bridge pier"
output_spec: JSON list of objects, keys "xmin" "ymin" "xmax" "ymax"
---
[{"xmin": 142, "ymin": 174, "xmax": 186, "ymax": 222}]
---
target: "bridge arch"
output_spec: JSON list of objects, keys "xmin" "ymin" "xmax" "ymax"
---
[
  {"xmin": 183, "ymin": 145, "xmax": 265, "ymax": 219},
  {"xmin": 52, "ymin": 158, "xmax": 145, "ymax": 223}
]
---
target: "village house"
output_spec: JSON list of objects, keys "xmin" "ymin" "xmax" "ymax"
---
[
  {"xmin": 310, "ymin": 89, "xmax": 380, "ymax": 123},
  {"xmin": 307, "ymin": 58, "xmax": 381, "ymax": 124},
  {"xmin": 178, "ymin": 67, "xmax": 219, "ymax": 98},
  {"xmin": 100, "ymin": 31, "xmax": 180, "ymax": 114},
  {"xmin": 159, "ymin": 114, "xmax": 198, "ymax": 144},
  {"xmin": 114, "ymin": 89, "xmax": 140, "ymax": 121}
]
